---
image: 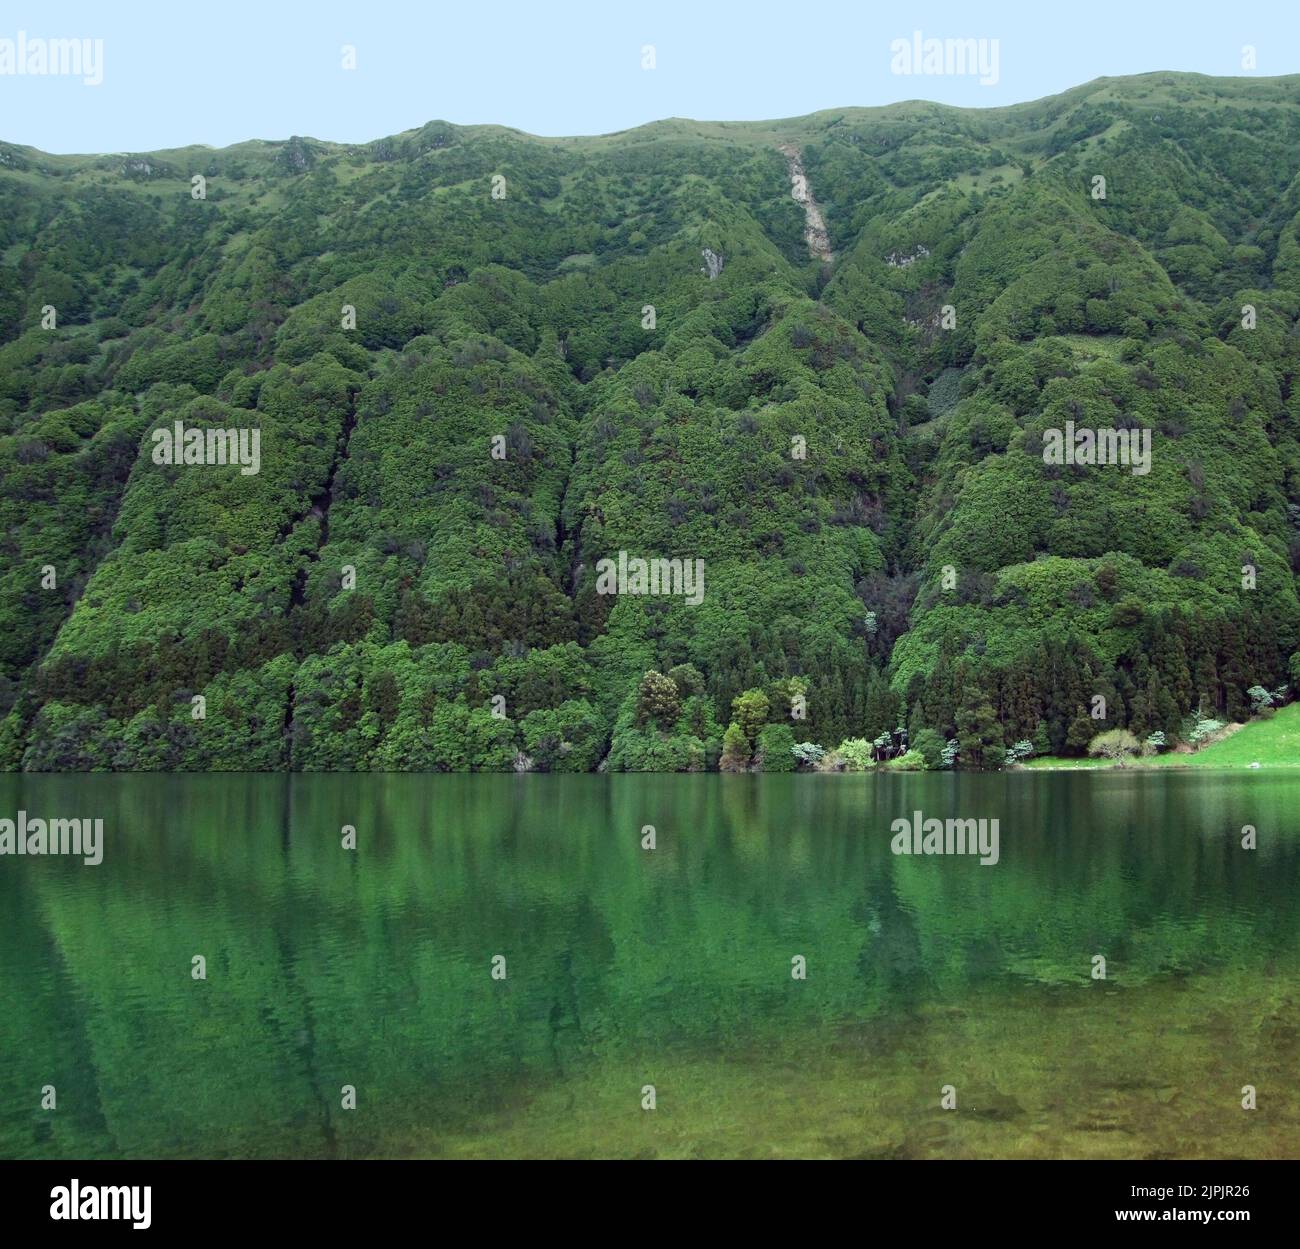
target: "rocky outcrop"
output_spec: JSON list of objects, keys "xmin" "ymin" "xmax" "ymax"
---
[
  {"xmin": 886, "ymin": 244, "xmax": 930, "ymax": 268},
  {"xmin": 276, "ymin": 136, "xmax": 316, "ymax": 174},
  {"xmin": 120, "ymin": 157, "xmax": 168, "ymax": 180},
  {"xmin": 779, "ymin": 144, "xmax": 833, "ymax": 263}
]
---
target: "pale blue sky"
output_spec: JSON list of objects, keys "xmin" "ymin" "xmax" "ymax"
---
[{"xmin": 1, "ymin": 0, "xmax": 1297, "ymax": 154}]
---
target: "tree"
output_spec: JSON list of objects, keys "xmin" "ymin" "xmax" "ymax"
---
[
  {"xmin": 1065, "ymin": 706, "xmax": 1095, "ymax": 755},
  {"xmin": 730, "ymin": 688, "xmax": 770, "ymax": 746},
  {"xmin": 666, "ymin": 663, "xmax": 705, "ymax": 697},
  {"xmin": 956, "ymin": 684, "xmax": 1004, "ymax": 769},
  {"xmin": 756, "ymin": 723, "xmax": 796, "ymax": 772},
  {"xmin": 636, "ymin": 670, "xmax": 681, "ymax": 727},
  {"xmin": 911, "ymin": 727, "xmax": 945, "ymax": 770},
  {"xmin": 719, "ymin": 723, "xmax": 751, "ymax": 772},
  {"xmin": 862, "ymin": 670, "xmax": 899, "ymax": 739}
]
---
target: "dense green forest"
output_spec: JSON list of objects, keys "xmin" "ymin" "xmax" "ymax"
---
[{"xmin": 2, "ymin": 71, "xmax": 1299, "ymax": 772}]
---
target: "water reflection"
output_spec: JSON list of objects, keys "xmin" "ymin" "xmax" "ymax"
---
[{"xmin": 1, "ymin": 772, "xmax": 1296, "ymax": 1158}]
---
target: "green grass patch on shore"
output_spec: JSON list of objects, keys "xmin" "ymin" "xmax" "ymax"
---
[
  {"xmin": 1023, "ymin": 704, "xmax": 1300, "ymax": 771},
  {"xmin": 1021, "ymin": 755, "xmax": 1111, "ymax": 770}
]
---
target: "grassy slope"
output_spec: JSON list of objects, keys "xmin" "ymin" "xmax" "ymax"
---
[{"xmin": 1025, "ymin": 703, "xmax": 1300, "ymax": 770}]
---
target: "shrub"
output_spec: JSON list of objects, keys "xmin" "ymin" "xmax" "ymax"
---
[
  {"xmin": 1185, "ymin": 712, "xmax": 1225, "ymax": 745},
  {"xmin": 885, "ymin": 748, "xmax": 925, "ymax": 771},
  {"xmin": 1247, "ymin": 685, "xmax": 1274, "ymax": 715},
  {"xmin": 1087, "ymin": 728, "xmax": 1140, "ymax": 764},
  {"xmin": 830, "ymin": 737, "xmax": 875, "ymax": 771}
]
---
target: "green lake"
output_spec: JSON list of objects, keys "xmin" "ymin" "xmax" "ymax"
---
[{"xmin": 2, "ymin": 772, "xmax": 1297, "ymax": 1159}]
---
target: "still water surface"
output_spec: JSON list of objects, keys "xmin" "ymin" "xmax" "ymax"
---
[{"xmin": 1, "ymin": 771, "xmax": 1297, "ymax": 1159}]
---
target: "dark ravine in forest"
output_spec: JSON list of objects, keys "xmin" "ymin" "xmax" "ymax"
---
[{"xmin": 280, "ymin": 389, "xmax": 361, "ymax": 763}]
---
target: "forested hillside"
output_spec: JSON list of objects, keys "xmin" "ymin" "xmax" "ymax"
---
[{"xmin": 3, "ymin": 71, "xmax": 1299, "ymax": 771}]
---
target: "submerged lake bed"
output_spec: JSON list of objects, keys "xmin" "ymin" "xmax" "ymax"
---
[{"xmin": 1, "ymin": 772, "xmax": 1297, "ymax": 1160}]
